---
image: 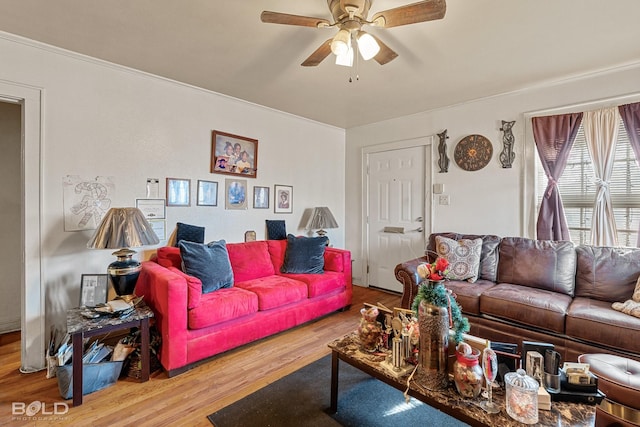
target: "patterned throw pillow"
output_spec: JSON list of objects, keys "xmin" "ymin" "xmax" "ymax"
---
[
  {"xmin": 174, "ymin": 222, "xmax": 205, "ymax": 247},
  {"xmin": 435, "ymin": 235, "xmax": 482, "ymax": 283},
  {"xmin": 266, "ymin": 220, "xmax": 287, "ymax": 240}
]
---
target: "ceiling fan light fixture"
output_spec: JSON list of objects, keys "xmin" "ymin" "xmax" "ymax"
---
[
  {"xmin": 335, "ymin": 45, "xmax": 354, "ymax": 67},
  {"xmin": 330, "ymin": 29, "xmax": 351, "ymax": 56},
  {"xmin": 357, "ymin": 31, "xmax": 380, "ymax": 60}
]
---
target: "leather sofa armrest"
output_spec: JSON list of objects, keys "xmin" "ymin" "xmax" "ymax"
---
[{"xmin": 395, "ymin": 256, "xmax": 428, "ymax": 309}]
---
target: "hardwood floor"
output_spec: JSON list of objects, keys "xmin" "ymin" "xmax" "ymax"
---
[{"xmin": 0, "ymin": 285, "xmax": 401, "ymax": 426}]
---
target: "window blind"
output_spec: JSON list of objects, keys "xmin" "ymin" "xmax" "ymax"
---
[{"xmin": 535, "ymin": 116, "xmax": 640, "ymax": 246}]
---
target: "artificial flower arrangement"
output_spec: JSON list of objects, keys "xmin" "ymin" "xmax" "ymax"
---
[{"xmin": 411, "ymin": 256, "xmax": 470, "ymax": 344}]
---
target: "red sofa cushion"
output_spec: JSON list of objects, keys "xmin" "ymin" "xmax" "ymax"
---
[
  {"xmin": 324, "ymin": 249, "xmax": 344, "ymax": 272},
  {"xmin": 267, "ymin": 239, "xmax": 287, "ymax": 272},
  {"xmin": 188, "ymin": 287, "xmax": 259, "ymax": 329},
  {"xmin": 167, "ymin": 267, "xmax": 202, "ymax": 309},
  {"xmin": 282, "ymin": 271, "xmax": 345, "ymax": 298},
  {"xmin": 235, "ymin": 276, "xmax": 307, "ymax": 310},
  {"xmin": 227, "ymin": 241, "xmax": 275, "ymax": 282},
  {"xmin": 157, "ymin": 246, "xmax": 182, "ymax": 269}
]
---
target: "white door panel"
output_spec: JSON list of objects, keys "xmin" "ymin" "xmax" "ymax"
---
[{"xmin": 366, "ymin": 143, "xmax": 430, "ymax": 292}]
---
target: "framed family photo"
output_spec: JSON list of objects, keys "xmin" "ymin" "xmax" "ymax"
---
[
  {"xmin": 225, "ymin": 178, "xmax": 248, "ymax": 210},
  {"xmin": 253, "ymin": 186, "xmax": 269, "ymax": 209},
  {"xmin": 166, "ymin": 178, "xmax": 190, "ymax": 207},
  {"xmin": 197, "ymin": 180, "xmax": 218, "ymax": 206},
  {"xmin": 211, "ymin": 130, "xmax": 258, "ymax": 178},
  {"xmin": 80, "ymin": 274, "xmax": 109, "ymax": 307},
  {"xmin": 274, "ymin": 185, "xmax": 293, "ymax": 214}
]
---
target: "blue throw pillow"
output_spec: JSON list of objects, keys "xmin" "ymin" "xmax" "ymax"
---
[
  {"xmin": 174, "ymin": 222, "xmax": 205, "ymax": 247},
  {"xmin": 266, "ymin": 220, "xmax": 287, "ymax": 240},
  {"xmin": 179, "ymin": 240, "xmax": 233, "ymax": 293},
  {"xmin": 281, "ymin": 234, "xmax": 328, "ymax": 274}
]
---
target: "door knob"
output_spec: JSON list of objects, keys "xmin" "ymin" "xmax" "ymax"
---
[
  {"xmin": 415, "ymin": 227, "xmax": 424, "ymax": 232},
  {"xmin": 416, "ymin": 216, "xmax": 423, "ymax": 222}
]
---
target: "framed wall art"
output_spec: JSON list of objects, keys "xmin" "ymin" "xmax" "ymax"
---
[
  {"xmin": 166, "ymin": 178, "xmax": 191, "ymax": 206},
  {"xmin": 274, "ymin": 185, "xmax": 293, "ymax": 214},
  {"xmin": 211, "ymin": 130, "xmax": 258, "ymax": 178},
  {"xmin": 253, "ymin": 186, "xmax": 269, "ymax": 209},
  {"xmin": 80, "ymin": 274, "xmax": 109, "ymax": 307},
  {"xmin": 197, "ymin": 180, "xmax": 218, "ymax": 206},
  {"xmin": 136, "ymin": 198, "xmax": 166, "ymax": 219},
  {"xmin": 225, "ymin": 178, "xmax": 248, "ymax": 210}
]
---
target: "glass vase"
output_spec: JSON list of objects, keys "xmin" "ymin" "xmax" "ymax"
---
[
  {"xmin": 417, "ymin": 293, "xmax": 449, "ymax": 390},
  {"xmin": 358, "ymin": 308, "xmax": 382, "ymax": 352},
  {"xmin": 453, "ymin": 346, "xmax": 483, "ymax": 398}
]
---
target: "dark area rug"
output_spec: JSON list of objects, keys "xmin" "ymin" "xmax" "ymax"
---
[{"xmin": 207, "ymin": 355, "xmax": 469, "ymax": 427}]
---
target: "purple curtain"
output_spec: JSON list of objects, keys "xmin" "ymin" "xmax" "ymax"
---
[
  {"xmin": 532, "ymin": 112, "xmax": 583, "ymax": 240},
  {"xmin": 618, "ymin": 102, "xmax": 640, "ymax": 246}
]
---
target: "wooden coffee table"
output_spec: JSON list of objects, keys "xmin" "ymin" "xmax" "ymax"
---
[{"xmin": 328, "ymin": 333, "xmax": 595, "ymax": 427}]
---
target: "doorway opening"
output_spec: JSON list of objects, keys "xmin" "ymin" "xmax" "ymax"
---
[
  {"xmin": 362, "ymin": 137, "xmax": 433, "ymax": 293},
  {"xmin": 0, "ymin": 81, "xmax": 44, "ymax": 372}
]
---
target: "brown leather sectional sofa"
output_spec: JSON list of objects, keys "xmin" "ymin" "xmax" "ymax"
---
[{"xmin": 395, "ymin": 232, "xmax": 640, "ymax": 363}]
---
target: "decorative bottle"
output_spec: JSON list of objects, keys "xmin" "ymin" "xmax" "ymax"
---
[
  {"xmin": 453, "ymin": 342, "xmax": 483, "ymax": 398},
  {"xmin": 358, "ymin": 307, "xmax": 382, "ymax": 352}
]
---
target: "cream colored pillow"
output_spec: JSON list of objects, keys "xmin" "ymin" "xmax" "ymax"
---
[
  {"xmin": 633, "ymin": 275, "xmax": 640, "ymax": 302},
  {"xmin": 611, "ymin": 276, "xmax": 640, "ymax": 318},
  {"xmin": 435, "ymin": 235, "xmax": 482, "ymax": 283}
]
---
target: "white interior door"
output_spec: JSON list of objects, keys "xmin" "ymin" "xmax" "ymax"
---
[{"xmin": 366, "ymin": 143, "xmax": 430, "ymax": 292}]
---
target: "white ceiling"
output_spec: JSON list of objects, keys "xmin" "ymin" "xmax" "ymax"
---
[{"xmin": 1, "ymin": 0, "xmax": 639, "ymax": 129}]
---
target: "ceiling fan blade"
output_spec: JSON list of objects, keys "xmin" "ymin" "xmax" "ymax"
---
[
  {"xmin": 371, "ymin": 0, "xmax": 446, "ymax": 28},
  {"xmin": 369, "ymin": 34, "xmax": 398, "ymax": 65},
  {"xmin": 261, "ymin": 11, "xmax": 331, "ymax": 28},
  {"xmin": 301, "ymin": 39, "xmax": 333, "ymax": 67}
]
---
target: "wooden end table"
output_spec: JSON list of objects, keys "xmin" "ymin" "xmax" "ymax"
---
[{"xmin": 66, "ymin": 303, "xmax": 154, "ymax": 406}]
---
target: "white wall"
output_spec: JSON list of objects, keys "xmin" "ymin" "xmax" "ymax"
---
[
  {"xmin": 0, "ymin": 100, "xmax": 21, "ymax": 332},
  {"xmin": 0, "ymin": 33, "xmax": 346, "ymax": 344},
  {"xmin": 346, "ymin": 64, "xmax": 640, "ymax": 284}
]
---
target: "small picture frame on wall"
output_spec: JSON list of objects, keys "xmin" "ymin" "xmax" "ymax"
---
[
  {"xmin": 253, "ymin": 186, "xmax": 269, "ymax": 209},
  {"xmin": 166, "ymin": 178, "xmax": 190, "ymax": 207},
  {"xmin": 80, "ymin": 274, "xmax": 109, "ymax": 307},
  {"xmin": 211, "ymin": 130, "xmax": 258, "ymax": 178},
  {"xmin": 274, "ymin": 185, "xmax": 293, "ymax": 214},
  {"xmin": 197, "ymin": 180, "xmax": 218, "ymax": 206},
  {"xmin": 225, "ymin": 178, "xmax": 248, "ymax": 210}
]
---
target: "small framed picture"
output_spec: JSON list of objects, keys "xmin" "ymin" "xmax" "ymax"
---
[
  {"xmin": 211, "ymin": 130, "xmax": 258, "ymax": 178},
  {"xmin": 136, "ymin": 198, "xmax": 166, "ymax": 219},
  {"xmin": 274, "ymin": 185, "xmax": 293, "ymax": 214},
  {"xmin": 253, "ymin": 186, "xmax": 269, "ymax": 209},
  {"xmin": 225, "ymin": 178, "xmax": 248, "ymax": 210},
  {"xmin": 80, "ymin": 274, "xmax": 109, "ymax": 307},
  {"xmin": 197, "ymin": 180, "xmax": 218, "ymax": 206},
  {"xmin": 166, "ymin": 178, "xmax": 190, "ymax": 207}
]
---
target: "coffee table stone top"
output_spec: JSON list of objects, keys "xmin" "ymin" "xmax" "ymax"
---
[{"xmin": 329, "ymin": 333, "xmax": 595, "ymax": 427}]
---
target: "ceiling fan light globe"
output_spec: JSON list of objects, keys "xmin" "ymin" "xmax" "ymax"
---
[
  {"xmin": 335, "ymin": 46, "xmax": 354, "ymax": 67},
  {"xmin": 357, "ymin": 31, "xmax": 380, "ymax": 60},
  {"xmin": 330, "ymin": 29, "xmax": 351, "ymax": 56}
]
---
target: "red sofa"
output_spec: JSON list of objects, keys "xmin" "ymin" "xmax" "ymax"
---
[{"xmin": 136, "ymin": 239, "xmax": 352, "ymax": 376}]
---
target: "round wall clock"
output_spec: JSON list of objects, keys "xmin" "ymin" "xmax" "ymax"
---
[{"xmin": 454, "ymin": 134, "xmax": 493, "ymax": 171}]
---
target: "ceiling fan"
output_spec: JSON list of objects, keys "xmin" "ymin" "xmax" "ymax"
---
[{"xmin": 260, "ymin": 0, "xmax": 446, "ymax": 67}]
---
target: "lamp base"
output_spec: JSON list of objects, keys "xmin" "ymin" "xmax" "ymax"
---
[
  {"xmin": 108, "ymin": 248, "xmax": 141, "ymax": 297},
  {"xmin": 315, "ymin": 229, "xmax": 330, "ymax": 246}
]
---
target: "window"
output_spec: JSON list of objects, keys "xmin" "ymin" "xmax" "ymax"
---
[{"xmin": 535, "ymin": 116, "xmax": 640, "ymax": 246}]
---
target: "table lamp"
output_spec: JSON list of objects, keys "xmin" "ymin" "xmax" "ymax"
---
[
  {"xmin": 306, "ymin": 206, "xmax": 338, "ymax": 241},
  {"xmin": 87, "ymin": 207, "xmax": 159, "ymax": 299}
]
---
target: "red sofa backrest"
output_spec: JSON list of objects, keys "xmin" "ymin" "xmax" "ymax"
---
[{"xmin": 226, "ymin": 240, "xmax": 276, "ymax": 282}]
